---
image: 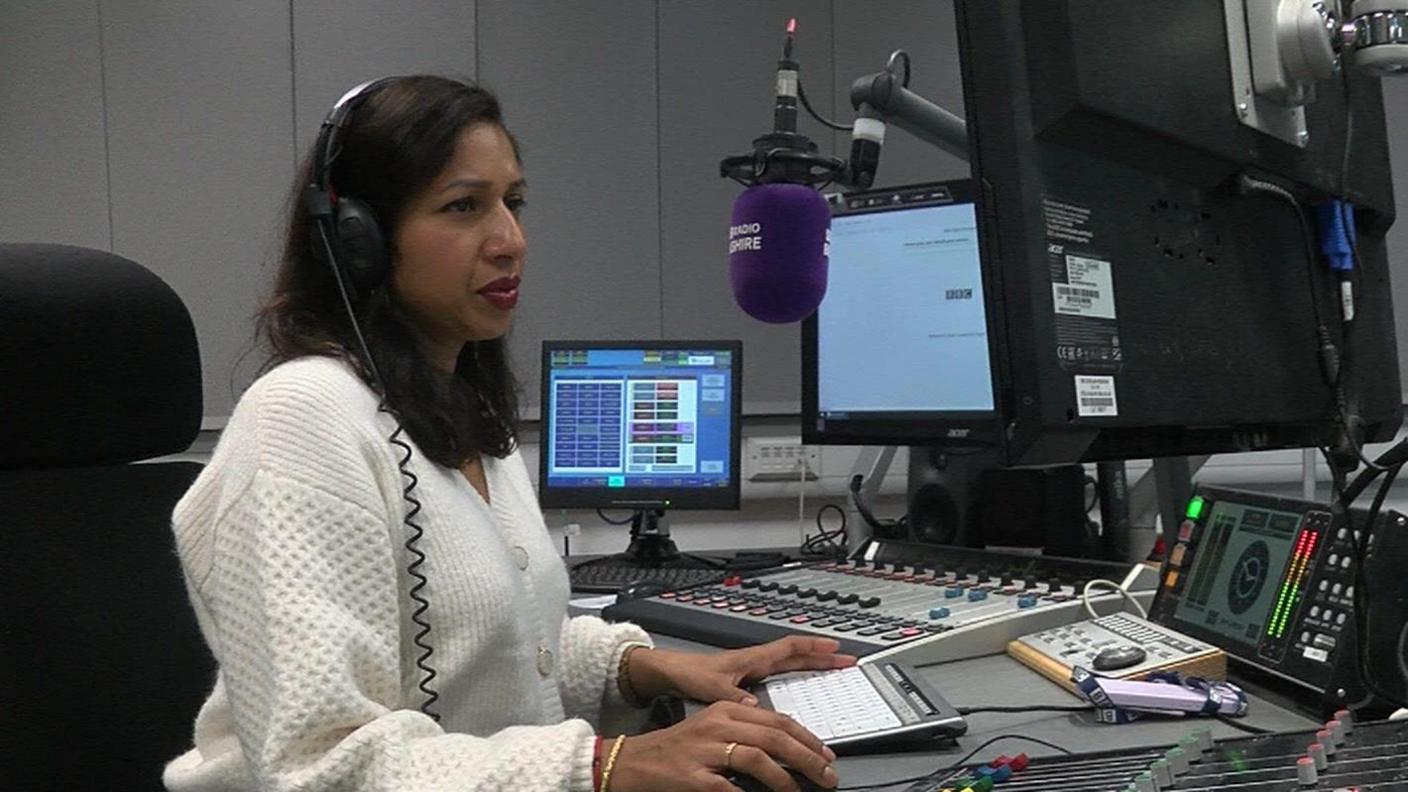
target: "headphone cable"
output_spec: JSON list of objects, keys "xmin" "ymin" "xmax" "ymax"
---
[{"xmin": 314, "ymin": 220, "xmax": 442, "ymax": 721}]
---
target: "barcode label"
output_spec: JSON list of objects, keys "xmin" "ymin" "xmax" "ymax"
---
[
  {"xmin": 1053, "ymin": 255, "xmax": 1116, "ymax": 319},
  {"xmin": 1075, "ymin": 375, "xmax": 1118, "ymax": 417}
]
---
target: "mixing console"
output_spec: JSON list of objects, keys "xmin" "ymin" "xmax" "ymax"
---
[
  {"xmin": 603, "ymin": 540, "xmax": 1157, "ymax": 666},
  {"xmin": 903, "ymin": 712, "xmax": 1408, "ymax": 791}
]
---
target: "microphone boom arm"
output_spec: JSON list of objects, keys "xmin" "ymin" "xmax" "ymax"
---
[{"xmin": 846, "ymin": 67, "xmax": 970, "ymax": 183}]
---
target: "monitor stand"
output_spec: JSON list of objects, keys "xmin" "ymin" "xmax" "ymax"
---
[
  {"xmin": 612, "ymin": 509, "xmax": 722, "ymax": 569},
  {"xmin": 567, "ymin": 509, "xmax": 728, "ymax": 593},
  {"xmin": 620, "ymin": 508, "xmax": 682, "ymax": 565}
]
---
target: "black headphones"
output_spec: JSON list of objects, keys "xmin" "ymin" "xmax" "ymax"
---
[{"xmin": 304, "ymin": 77, "xmax": 402, "ymax": 302}]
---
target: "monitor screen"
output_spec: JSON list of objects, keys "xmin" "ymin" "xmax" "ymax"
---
[
  {"xmin": 804, "ymin": 179, "xmax": 1001, "ymax": 447},
  {"xmin": 820, "ymin": 193, "xmax": 993, "ymax": 415},
  {"xmin": 538, "ymin": 341, "xmax": 741, "ymax": 510},
  {"xmin": 1171, "ymin": 501, "xmax": 1303, "ymax": 651}
]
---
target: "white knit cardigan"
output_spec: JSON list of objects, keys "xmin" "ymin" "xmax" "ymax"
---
[{"xmin": 164, "ymin": 356, "xmax": 652, "ymax": 791}]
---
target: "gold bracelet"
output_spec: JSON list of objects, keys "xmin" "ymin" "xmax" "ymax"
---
[
  {"xmin": 617, "ymin": 644, "xmax": 648, "ymax": 707},
  {"xmin": 600, "ymin": 734, "xmax": 626, "ymax": 792}
]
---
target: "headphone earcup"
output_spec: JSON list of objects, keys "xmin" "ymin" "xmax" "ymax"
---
[{"xmin": 333, "ymin": 197, "xmax": 389, "ymax": 296}]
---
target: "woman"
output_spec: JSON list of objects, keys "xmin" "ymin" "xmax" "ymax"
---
[{"xmin": 164, "ymin": 74, "xmax": 852, "ymax": 792}]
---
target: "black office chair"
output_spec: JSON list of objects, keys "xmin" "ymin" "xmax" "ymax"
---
[{"xmin": 0, "ymin": 243, "xmax": 215, "ymax": 791}]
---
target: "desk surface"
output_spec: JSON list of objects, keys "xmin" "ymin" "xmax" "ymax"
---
[{"xmin": 649, "ymin": 632, "xmax": 1320, "ymax": 790}]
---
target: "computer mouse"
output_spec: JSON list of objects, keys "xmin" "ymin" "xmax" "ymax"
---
[
  {"xmin": 1092, "ymin": 645, "xmax": 1148, "ymax": 671},
  {"xmin": 617, "ymin": 579, "xmax": 670, "ymax": 601},
  {"xmin": 727, "ymin": 769, "xmax": 828, "ymax": 792}
]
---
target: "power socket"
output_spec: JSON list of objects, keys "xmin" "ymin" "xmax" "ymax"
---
[{"xmin": 746, "ymin": 436, "xmax": 820, "ymax": 482}]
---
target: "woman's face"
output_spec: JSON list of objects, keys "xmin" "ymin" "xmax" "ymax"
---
[{"xmin": 391, "ymin": 122, "xmax": 526, "ymax": 369}]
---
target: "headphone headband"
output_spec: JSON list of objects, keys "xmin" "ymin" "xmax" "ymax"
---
[{"xmin": 313, "ymin": 76, "xmax": 403, "ymax": 194}]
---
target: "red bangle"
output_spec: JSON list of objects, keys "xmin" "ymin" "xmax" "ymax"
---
[{"xmin": 592, "ymin": 735, "xmax": 604, "ymax": 792}]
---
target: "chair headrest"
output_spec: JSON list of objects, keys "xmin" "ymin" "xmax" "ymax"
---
[{"xmin": 0, "ymin": 244, "xmax": 202, "ymax": 468}]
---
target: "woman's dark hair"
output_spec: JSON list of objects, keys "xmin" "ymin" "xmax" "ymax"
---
[{"xmin": 258, "ymin": 75, "xmax": 521, "ymax": 467}]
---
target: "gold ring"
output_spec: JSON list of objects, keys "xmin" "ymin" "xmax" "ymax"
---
[{"xmin": 724, "ymin": 741, "xmax": 739, "ymax": 769}]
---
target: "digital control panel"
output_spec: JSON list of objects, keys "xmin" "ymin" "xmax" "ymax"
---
[
  {"xmin": 1149, "ymin": 486, "xmax": 1360, "ymax": 694},
  {"xmin": 1008, "ymin": 613, "xmax": 1226, "ymax": 694}
]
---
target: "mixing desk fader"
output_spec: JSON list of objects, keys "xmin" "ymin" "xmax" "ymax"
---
[
  {"xmin": 603, "ymin": 540, "xmax": 1158, "ymax": 666},
  {"xmin": 903, "ymin": 712, "xmax": 1407, "ymax": 792}
]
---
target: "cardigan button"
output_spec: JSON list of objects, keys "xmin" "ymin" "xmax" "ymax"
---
[
  {"xmin": 537, "ymin": 646, "xmax": 554, "ymax": 677},
  {"xmin": 511, "ymin": 545, "xmax": 530, "ymax": 570}
]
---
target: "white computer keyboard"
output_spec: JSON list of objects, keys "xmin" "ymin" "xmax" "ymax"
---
[
  {"xmin": 756, "ymin": 662, "xmax": 966, "ymax": 748},
  {"xmin": 765, "ymin": 666, "xmax": 901, "ymax": 738}
]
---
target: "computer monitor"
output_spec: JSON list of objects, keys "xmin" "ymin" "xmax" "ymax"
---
[
  {"xmin": 806, "ymin": 2, "xmax": 1402, "ymax": 471},
  {"xmin": 803, "ymin": 180, "xmax": 1091, "ymax": 548},
  {"xmin": 538, "ymin": 340, "xmax": 742, "ymax": 565},
  {"xmin": 803, "ymin": 179, "xmax": 999, "ymax": 448}
]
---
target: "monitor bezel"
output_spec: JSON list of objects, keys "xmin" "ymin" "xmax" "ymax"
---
[
  {"xmin": 537, "ymin": 339, "xmax": 742, "ymax": 511},
  {"xmin": 802, "ymin": 178, "xmax": 1005, "ymax": 448}
]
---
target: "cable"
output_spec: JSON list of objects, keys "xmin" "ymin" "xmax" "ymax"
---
[
  {"xmin": 315, "ymin": 220, "xmax": 441, "ymax": 721},
  {"xmin": 801, "ymin": 503, "xmax": 848, "ymax": 558},
  {"xmin": 383, "ymin": 403, "xmax": 440, "ymax": 720},
  {"xmin": 848, "ymin": 473, "xmax": 907, "ymax": 535},
  {"xmin": 1328, "ymin": 70, "xmax": 1385, "ymax": 472},
  {"xmin": 798, "ymin": 453, "xmax": 809, "ymax": 551},
  {"xmin": 1322, "ymin": 447, "xmax": 1408, "ymax": 713},
  {"xmin": 1356, "ymin": 460, "xmax": 1406, "ymax": 709},
  {"xmin": 596, "ymin": 508, "xmax": 635, "ymax": 526},
  {"xmin": 956, "ymin": 704, "xmax": 1096, "ymax": 716},
  {"xmin": 1082, "ymin": 578, "xmax": 1147, "ymax": 620},
  {"xmin": 796, "ymin": 80, "xmax": 853, "ymax": 131},
  {"xmin": 795, "ymin": 48, "xmax": 909, "ymax": 134},
  {"xmin": 1238, "ymin": 175, "xmax": 1329, "ymax": 338},
  {"xmin": 1239, "ymin": 175, "xmax": 1383, "ymax": 473},
  {"xmin": 834, "ymin": 734, "xmax": 1073, "ymax": 791},
  {"xmin": 1337, "ymin": 69, "xmax": 1367, "ymax": 311}
]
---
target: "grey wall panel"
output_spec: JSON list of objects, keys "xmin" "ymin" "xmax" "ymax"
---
[
  {"xmin": 1384, "ymin": 80, "xmax": 1408, "ymax": 398},
  {"xmin": 832, "ymin": 0, "xmax": 967, "ymax": 186},
  {"xmin": 0, "ymin": 2, "xmax": 110, "ymax": 250},
  {"xmin": 101, "ymin": 1, "xmax": 293, "ymax": 419},
  {"xmin": 292, "ymin": 1, "xmax": 478, "ymax": 155},
  {"xmin": 658, "ymin": 1, "xmax": 837, "ymax": 414},
  {"xmin": 477, "ymin": 0, "xmax": 661, "ymax": 410}
]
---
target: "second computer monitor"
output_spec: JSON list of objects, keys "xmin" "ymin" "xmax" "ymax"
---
[
  {"xmin": 538, "ymin": 340, "xmax": 741, "ymax": 511},
  {"xmin": 803, "ymin": 179, "xmax": 1000, "ymax": 448}
]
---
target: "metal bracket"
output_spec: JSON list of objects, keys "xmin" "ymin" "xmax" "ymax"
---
[{"xmin": 1225, "ymin": 0, "xmax": 1313, "ymax": 146}]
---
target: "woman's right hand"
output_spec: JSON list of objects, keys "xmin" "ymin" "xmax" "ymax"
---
[{"xmin": 606, "ymin": 700, "xmax": 838, "ymax": 792}]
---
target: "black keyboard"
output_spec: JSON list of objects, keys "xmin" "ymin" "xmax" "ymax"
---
[{"xmin": 569, "ymin": 563, "xmax": 726, "ymax": 594}]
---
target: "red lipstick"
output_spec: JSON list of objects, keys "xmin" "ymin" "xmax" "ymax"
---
[{"xmin": 477, "ymin": 275, "xmax": 520, "ymax": 310}]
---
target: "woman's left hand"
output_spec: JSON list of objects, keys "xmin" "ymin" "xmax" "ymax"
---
[{"xmin": 629, "ymin": 636, "xmax": 858, "ymax": 705}]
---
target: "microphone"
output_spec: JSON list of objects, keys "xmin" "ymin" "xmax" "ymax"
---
[
  {"xmin": 720, "ymin": 19, "xmax": 846, "ymax": 324},
  {"xmin": 728, "ymin": 184, "xmax": 830, "ymax": 323}
]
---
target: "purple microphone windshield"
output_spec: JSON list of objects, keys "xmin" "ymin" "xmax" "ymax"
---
[{"xmin": 728, "ymin": 182, "xmax": 831, "ymax": 323}]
